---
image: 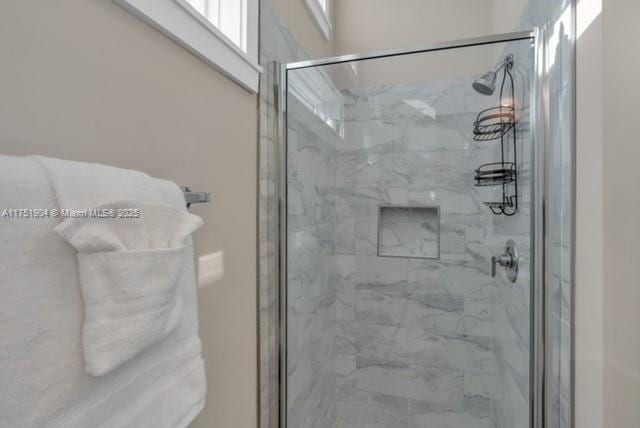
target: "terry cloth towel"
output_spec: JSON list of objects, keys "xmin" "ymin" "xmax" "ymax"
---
[
  {"xmin": 33, "ymin": 156, "xmax": 203, "ymax": 376},
  {"xmin": 55, "ymin": 199, "xmax": 202, "ymax": 376},
  {"xmin": 0, "ymin": 155, "xmax": 207, "ymax": 428}
]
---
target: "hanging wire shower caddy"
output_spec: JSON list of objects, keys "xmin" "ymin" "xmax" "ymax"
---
[{"xmin": 472, "ymin": 54, "xmax": 518, "ymax": 216}]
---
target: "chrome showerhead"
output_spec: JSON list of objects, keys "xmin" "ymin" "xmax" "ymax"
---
[
  {"xmin": 472, "ymin": 71, "xmax": 498, "ymax": 96},
  {"xmin": 472, "ymin": 54, "xmax": 514, "ymax": 96}
]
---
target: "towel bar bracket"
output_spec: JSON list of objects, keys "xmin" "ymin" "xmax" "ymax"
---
[{"xmin": 180, "ymin": 186, "xmax": 211, "ymax": 208}]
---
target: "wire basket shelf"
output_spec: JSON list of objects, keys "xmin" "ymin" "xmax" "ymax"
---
[
  {"xmin": 484, "ymin": 198, "xmax": 517, "ymax": 216},
  {"xmin": 473, "ymin": 106, "xmax": 516, "ymax": 142},
  {"xmin": 474, "ymin": 162, "xmax": 516, "ymax": 187}
]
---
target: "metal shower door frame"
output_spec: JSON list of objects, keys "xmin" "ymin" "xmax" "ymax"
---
[{"xmin": 275, "ymin": 29, "xmax": 552, "ymax": 428}]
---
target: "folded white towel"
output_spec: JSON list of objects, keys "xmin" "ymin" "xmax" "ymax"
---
[
  {"xmin": 0, "ymin": 155, "xmax": 207, "ymax": 427},
  {"xmin": 32, "ymin": 157, "xmax": 204, "ymax": 377},
  {"xmin": 55, "ymin": 200, "xmax": 202, "ymax": 376}
]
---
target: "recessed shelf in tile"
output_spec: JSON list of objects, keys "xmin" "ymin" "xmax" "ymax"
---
[{"xmin": 377, "ymin": 206, "xmax": 440, "ymax": 259}]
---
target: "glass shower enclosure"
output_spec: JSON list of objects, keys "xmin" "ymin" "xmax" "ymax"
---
[{"xmin": 278, "ymin": 32, "xmax": 545, "ymax": 428}]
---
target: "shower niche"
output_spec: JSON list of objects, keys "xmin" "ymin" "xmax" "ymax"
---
[{"xmin": 377, "ymin": 206, "xmax": 440, "ymax": 259}]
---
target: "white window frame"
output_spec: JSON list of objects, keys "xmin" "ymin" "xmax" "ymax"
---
[
  {"xmin": 304, "ymin": 0, "xmax": 332, "ymax": 40},
  {"xmin": 288, "ymin": 67, "xmax": 343, "ymax": 135},
  {"xmin": 114, "ymin": 0, "xmax": 261, "ymax": 93}
]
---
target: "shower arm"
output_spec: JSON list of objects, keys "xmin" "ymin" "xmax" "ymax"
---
[{"xmin": 495, "ymin": 54, "xmax": 515, "ymax": 74}]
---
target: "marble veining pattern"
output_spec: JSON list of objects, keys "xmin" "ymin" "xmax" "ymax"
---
[
  {"xmin": 259, "ymin": 1, "xmax": 337, "ymax": 426},
  {"xmin": 491, "ymin": 1, "xmax": 574, "ymax": 427},
  {"xmin": 259, "ymin": 0, "xmax": 573, "ymax": 426},
  {"xmin": 378, "ymin": 207, "xmax": 440, "ymax": 259},
  {"xmin": 327, "ymin": 67, "xmax": 535, "ymax": 427}
]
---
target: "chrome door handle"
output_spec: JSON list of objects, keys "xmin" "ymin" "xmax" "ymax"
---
[{"xmin": 491, "ymin": 239, "xmax": 519, "ymax": 282}]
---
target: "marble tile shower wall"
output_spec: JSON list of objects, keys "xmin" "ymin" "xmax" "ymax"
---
[
  {"xmin": 259, "ymin": 1, "xmax": 348, "ymax": 426},
  {"xmin": 259, "ymin": 1, "xmax": 322, "ymax": 426},
  {"xmin": 490, "ymin": 39, "xmax": 533, "ymax": 428},
  {"xmin": 287, "ymin": 95, "xmax": 339, "ymax": 428},
  {"xmin": 332, "ymin": 78, "xmax": 518, "ymax": 428},
  {"xmin": 504, "ymin": 2, "xmax": 574, "ymax": 428},
  {"xmin": 259, "ymin": 1, "xmax": 573, "ymax": 427}
]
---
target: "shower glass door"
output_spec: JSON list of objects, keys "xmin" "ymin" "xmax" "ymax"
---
[{"xmin": 283, "ymin": 35, "xmax": 536, "ymax": 428}]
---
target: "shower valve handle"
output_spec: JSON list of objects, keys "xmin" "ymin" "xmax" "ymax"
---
[
  {"xmin": 491, "ymin": 254, "xmax": 514, "ymax": 277},
  {"xmin": 491, "ymin": 240, "xmax": 519, "ymax": 283}
]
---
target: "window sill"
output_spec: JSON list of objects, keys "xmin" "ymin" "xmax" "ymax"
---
[
  {"xmin": 304, "ymin": 0, "xmax": 332, "ymax": 41},
  {"xmin": 115, "ymin": 0, "xmax": 262, "ymax": 93}
]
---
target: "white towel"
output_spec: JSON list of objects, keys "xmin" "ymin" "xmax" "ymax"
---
[
  {"xmin": 55, "ymin": 199, "xmax": 202, "ymax": 376},
  {"xmin": 0, "ymin": 155, "xmax": 207, "ymax": 427}
]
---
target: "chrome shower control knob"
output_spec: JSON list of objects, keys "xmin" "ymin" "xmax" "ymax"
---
[
  {"xmin": 491, "ymin": 239, "xmax": 519, "ymax": 283},
  {"xmin": 492, "ymin": 254, "xmax": 513, "ymax": 275}
]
